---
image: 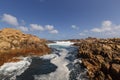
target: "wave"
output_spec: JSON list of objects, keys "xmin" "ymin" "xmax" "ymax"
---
[
  {"xmin": 0, "ymin": 42, "xmax": 87, "ymax": 80},
  {"xmin": 0, "ymin": 57, "xmax": 32, "ymax": 80},
  {"xmin": 48, "ymin": 41, "xmax": 74, "ymax": 46}
]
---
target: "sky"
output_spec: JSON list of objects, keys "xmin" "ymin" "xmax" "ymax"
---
[{"xmin": 0, "ymin": 0, "xmax": 120, "ymax": 40}]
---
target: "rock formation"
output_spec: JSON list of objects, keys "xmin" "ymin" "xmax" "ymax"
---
[
  {"xmin": 74, "ymin": 38, "xmax": 120, "ymax": 80},
  {"xmin": 0, "ymin": 28, "xmax": 50, "ymax": 66}
]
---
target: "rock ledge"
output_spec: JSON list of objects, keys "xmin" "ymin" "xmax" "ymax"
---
[
  {"xmin": 74, "ymin": 38, "xmax": 120, "ymax": 80},
  {"xmin": 0, "ymin": 28, "xmax": 50, "ymax": 66}
]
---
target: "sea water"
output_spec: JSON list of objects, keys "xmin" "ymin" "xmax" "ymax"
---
[{"xmin": 0, "ymin": 41, "xmax": 88, "ymax": 80}]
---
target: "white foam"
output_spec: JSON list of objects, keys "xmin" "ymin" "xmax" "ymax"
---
[
  {"xmin": 40, "ymin": 53, "xmax": 57, "ymax": 60},
  {"xmin": 0, "ymin": 57, "xmax": 32, "ymax": 79},
  {"xmin": 48, "ymin": 41, "xmax": 74, "ymax": 46},
  {"xmin": 34, "ymin": 49, "xmax": 70, "ymax": 80}
]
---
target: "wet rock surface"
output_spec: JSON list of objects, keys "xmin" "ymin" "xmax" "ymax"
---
[{"xmin": 74, "ymin": 38, "xmax": 120, "ymax": 80}]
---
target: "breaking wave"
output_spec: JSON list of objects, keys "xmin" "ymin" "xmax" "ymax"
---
[{"xmin": 0, "ymin": 41, "xmax": 88, "ymax": 80}]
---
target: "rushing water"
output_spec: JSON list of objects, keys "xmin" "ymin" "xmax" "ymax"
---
[{"xmin": 0, "ymin": 41, "xmax": 88, "ymax": 80}]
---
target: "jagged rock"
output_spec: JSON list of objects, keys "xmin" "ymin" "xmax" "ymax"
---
[
  {"xmin": 94, "ymin": 71, "xmax": 105, "ymax": 80},
  {"xmin": 101, "ymin": 62, "xmax": 110, "ymax": 74},
  {"xmin": 110, "ymin": 63, "xmax": 120, "ymax": 80},
  {"xmin": 96, "ymin": 55, "xmax": 104, "ymax": 63},
  {"xmin": 111, "ymin": 63, "xmax": 120, "ymax": 74},
  {"xmin": 106, "ymin": 74, "xmax": 112, "ymax": 80},
  {"xmin": 74, "ymin": 37, "xmax": 120, "ymax": 80},
  {"xmin": 113, "ymin": 57, "xmax": 120, "ymax": 64},
  {"xmin": 0, "ymin": 28, "xmax": 50, "ymax": 66}
]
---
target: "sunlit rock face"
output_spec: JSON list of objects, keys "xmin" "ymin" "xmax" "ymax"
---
[
  {"xmin": 0, "ymin": 28, "xmax": 50, "ymax": 66},
  {"xmin": 0, "ymin": 41, "xmax": 88, "ymax": 80},
  {"xmin": 74, "ymin": 38, "xmax": 120, "ymax": 80}
]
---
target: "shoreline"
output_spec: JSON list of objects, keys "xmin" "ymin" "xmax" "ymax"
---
[
  {"xmin": 0, "ymin": 28, "xmax": 50, "ymax": 66},
  {"xmin": 73, "ymin": 38, "xmax": 120, "ymax": 80}
]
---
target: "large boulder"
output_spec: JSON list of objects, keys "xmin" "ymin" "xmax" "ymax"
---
[
  {"xmin": 0, "ymin": 28, "xmax": 50, "ymax": 66},
  {"xmin": 74, "ymin": 38, "xmax": 120, "ymax": 80}
]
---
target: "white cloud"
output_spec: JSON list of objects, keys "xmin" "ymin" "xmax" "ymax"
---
[
  {"xmin": 79, "ymin": 33, "xmax": 86, "ymax": 36},
  {"xmin": 80, "ymin": 20, "xmax": 120, "ymax": 38},
  {"xmin": 45, "ymin": 25, "xmax": 59, "ymax": 34},
  {"xmin": 71, "ymin": 25, "xmax": 79, "ymax": 29},
  {"xmin": 102, "ymin": 20, "xmax": 112, "ymax": 27},
  {"xmin": 45, "ymin": 25, "xmax": 54, "ymax": 31},
  {"xmin": 77, "ymin": 20, "xmax": 120, "ymax": 38},
  {"xmin": 91, "ymin": 20, "xmax": 113, "ymax": 32},
  {"xmin": 2, "ymin": 13, "xmax": 19, "ymax": 26},
  {"xmin": 19, "ymin": 26, "xmax": 28, "ymax": 32},
  {"xmin": 91, "ymin": 28, "xmax": 103, "ymax": 32},
  {"xmin": 50, "ymin": 30, "xmax": 58, "ymax": 34},
  {"xmin": 1, "ymin": 13, "xmax": 59, "ymax": 35},
  {"xmin": 30, "ymin": 24, "xmax": 59, "ymax": 34},
  {"xmin": 30, "ymin": 24, "xmax": 44, "ymax": 31}
]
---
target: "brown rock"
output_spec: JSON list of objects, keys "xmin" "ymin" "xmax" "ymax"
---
[
  {"xmin": 0, "ymin": 41, "xmax": 11, "ymax": 50},
  {"xmin": 0, "ymin": 28, "xmax": 50, "ymax": 66},
  {"xmin": 96, "ymin": 55, "xmax": 104, "ymax": 63},
  {"xmin": 116, "ymin": 45, "xmax": 120, "ymax": 49},
  {"xmin": 101, "ymin": 62, "xmax": 110, "ymax": 74},
  {"xmin": 82, "ymin": 59, "xmax": 99, "ymax": 78},
  {"xmin": 110, "ymin": 63, "xmax": 120, "ymax": 80},
  {"xmin": 74, "ymin": 37, "xmax": 120, "ymax": 80},
  {"xmin": 113, "ymin": 57, "xmax": 120, "ymax": 64},
  {"xmin": 106, "ymin": 74, "xmax": 112, "ymax": 80},
  {"xmin": 94, "ymin": 71, "xmax": 105, "ymax": 80},
  {"xmin": 103, "ymin": 44, "xmax": 111, "ymax": 50},
  {"xmin": 111, "ymin": 63, "xmax": 120, "ymax": 74}
]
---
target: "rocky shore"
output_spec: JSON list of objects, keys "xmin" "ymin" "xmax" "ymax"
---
[
  {"xmin": 74, "ymin": 37, "xmax": 120, "ymax": 80},
  {"xmin": 0, "ymin": 28, "xmax": 50, "ymax": 66}
]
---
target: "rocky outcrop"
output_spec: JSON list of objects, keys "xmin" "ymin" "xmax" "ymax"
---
[
  {"xmin": 0, "ymin": 28, "xmax": 50, "ymax": 66},
  {"xmin": 74, "ymin": 38, "xmax": 120, "ymax": 80}
]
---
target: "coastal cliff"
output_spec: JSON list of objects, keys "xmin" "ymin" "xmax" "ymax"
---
[
  {"xmin": 0, "ymin": 28, "xmax": 50, "ymax": 66},
  {"xmin": 74, "ymin": 38, "xmax": 120, "ymax": 80}
]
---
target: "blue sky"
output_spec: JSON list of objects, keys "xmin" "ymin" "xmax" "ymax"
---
[{"xmin": 0, "ymin": 0, "xmax": 120, "ymax": 40}]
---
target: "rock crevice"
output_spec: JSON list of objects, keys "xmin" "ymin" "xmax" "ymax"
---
[{"xmin": 74, "ymin": 38, "xmax": 120, "ymax": 80}]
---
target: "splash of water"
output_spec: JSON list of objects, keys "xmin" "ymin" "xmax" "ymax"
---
[{"xmin": 0, "ymin": 41, "xmax": 88, "ymax": 80}]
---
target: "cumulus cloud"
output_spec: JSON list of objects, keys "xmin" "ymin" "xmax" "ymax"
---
[
  {"xmin": 45, "ymin": 25, "xmax": 59, "ymax": 34},
  {"xmin": 30, "ymin": 24, "xmax": 59, "ymax": 34},
  {"xmin": 2, "ymin": 13, "xmax": 19, "ymax": 26},
  {"xmin": 80, "ymin": 20, "xmax": 120, "ymax": 38},
  {"xmin": 1, "ymin": 13, "xmax": 59, "ymax": 34},
  {"xmin": 19, "ymin": 26, "xmax": 28, "ymax": 32},
  {"xmin": 71, "ymin": 25, "xmax": 79, "ymax": 29},
  {"xmin": 49, "ymin": 30, "xmax": 58, "ymax": 34},
  {"xmin": 45, "ymin": 25, "xmax": 54, "ymax": 30},
  {"xmin": 30, "ymin": 24, "xmax": 44, "ymax": 31},
  {"xmin": 91, "ymin": 20, "xmax": 113, "ymax": 32}
]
